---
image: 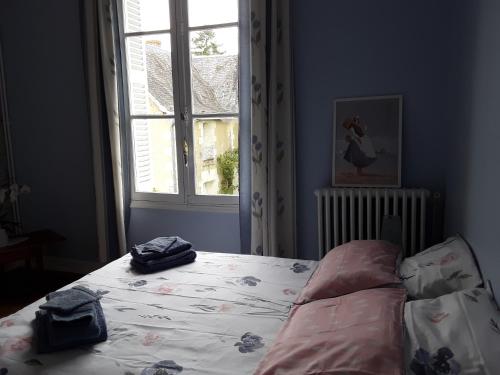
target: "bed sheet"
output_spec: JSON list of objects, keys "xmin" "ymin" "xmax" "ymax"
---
[{"xmin": 0, "ymin": 252, "xmax": 317, "ymax": 375}]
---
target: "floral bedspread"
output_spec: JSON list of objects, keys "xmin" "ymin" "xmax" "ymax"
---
[{"xmin": 0, "ymin": 252, "xmax": 317, "ymax": 375}]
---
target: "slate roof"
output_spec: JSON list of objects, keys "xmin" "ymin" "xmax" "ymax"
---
[{"xmin": 145, "ymin": 44, "xmax": 239, "ymax": 115}]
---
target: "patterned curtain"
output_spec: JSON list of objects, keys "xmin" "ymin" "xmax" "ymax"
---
[
  {"xmin": 82, "ymin": 0, "xmax": 127, "ymax": 258},
  {"xmin": 250, "ymin": 0, "xmax": 296, "ymax": 258}
]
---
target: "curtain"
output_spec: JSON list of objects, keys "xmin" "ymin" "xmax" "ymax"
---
[
  {"xmin": 82, "ymin": 0, "xmax": 127, "ymax": 259},
  {"xmin": 250, "ymin": 0, "xmax": 296, "ymax": 258}
]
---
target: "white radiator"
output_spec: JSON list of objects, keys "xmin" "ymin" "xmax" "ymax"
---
[{"xmin": 315, "ymin": 188, "xmax": 430, "ymax": 258}]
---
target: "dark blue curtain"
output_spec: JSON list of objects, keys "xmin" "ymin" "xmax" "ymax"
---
[{"xmin": 239, "ymin": 0, "xmax": 252, "ymax": 254}]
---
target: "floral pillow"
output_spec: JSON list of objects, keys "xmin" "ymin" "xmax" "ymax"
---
[
  {"xmin": 295, "ymin": 240, "xmax": 401, "ymax": 304},
  {"xmin": 404, "ymin": 288, "xmax": 500, "ymax": 375},
  {"xmin": 400, "ymin": 235, "xmax": 483, "ymax": 299}
]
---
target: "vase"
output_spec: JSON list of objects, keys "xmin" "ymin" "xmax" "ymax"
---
[{"xmin": 0, "ymin": 228, "xmax": 8, "ymax": 247}]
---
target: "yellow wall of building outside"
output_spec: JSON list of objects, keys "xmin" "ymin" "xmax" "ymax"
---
[{"xmin": 142, "ymin": 99, "xmax": 239, "ymax": 195}]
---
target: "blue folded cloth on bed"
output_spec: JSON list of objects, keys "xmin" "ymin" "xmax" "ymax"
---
[
  {"xmin": 131, "ymin": 236, "xmax": 192, "ymax": 262},
  {"xmin": 39, "ymin": 285, "xmax": 99, "ymax": 313},
  {"xmin": 131, "ymin": 249, "xmax": 197, "ymax": 274},
  {"xmin": 35, "ymin": 286, "xmax": 107, "ymax": 353}
]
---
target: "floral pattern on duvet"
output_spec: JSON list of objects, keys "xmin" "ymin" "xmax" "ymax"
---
[
  {"xmin": 290, "ymin": 263, "xmax": 310, "ymax": 273},
  {"xmin": 0, "ymin": 336, "xmax": 32, "ymax": 355},
  {"xmin": 24, "ymin": 359, "xmax": 43, "ymax": 366},
  {"xmin": 410, "ymin": 347, "xmax": 461, "ymax": 375},
  {"xmin": 235, "ymin": 333, "xmax": 264, "ymax": 353},
  {"xmin": 238, "ymin": 276, "xmax": 261, "ymax": 286},
  {"xmin": 141, "ymin": 360, "xmax": 183, "ymax": 374},
  {"xmin": 0, "ymin": 320, "xmax": 14, "ymax": 328},
  {"xmin": 129, "ymin": 280, "xmax": 148, "ymax": 288}
]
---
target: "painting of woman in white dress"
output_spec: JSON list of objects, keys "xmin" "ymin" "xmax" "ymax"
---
[{"xmin": 333, "ymin": 96, "xmax": 402, "ymax": 187}]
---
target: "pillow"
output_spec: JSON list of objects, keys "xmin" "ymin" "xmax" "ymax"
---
[
  {"xmin": 295, "ymin": 240, "xmax": 401, "ymax": 304},
  {"xmin": 255, "ymin": 288, "xmax": 406, "ymax": 375},
  {"xmin": 400, "ymin": 235, "xmax": 483, "ymax": 299},
  {"xmin": 404, "ymin": 288, "xmax": 500, "ymax": 375}
]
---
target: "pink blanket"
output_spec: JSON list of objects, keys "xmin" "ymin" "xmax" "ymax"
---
[{"xmin": 255, "ymin": 288, "xmax": 406, "ymax": 375}]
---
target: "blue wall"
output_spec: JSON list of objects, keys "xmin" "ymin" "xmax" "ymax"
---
[
  {"xmin": 129, "ymin": 208, "xmax": 240, "ymax": 253},
  {"xmin": 445, "ymin": 0, "xmax": 500, "ymax": 292},
  {"xmin": 292, "ymin": 0, "xmax": 449, "ymax": 260},
  {"xmin": 0, "ymin": 0, "xmax": 241, "ymax": 259},
  {"xmin": 0, "ymin": 0, "xmax": 99, "ymax": 261},
  {"xmin": 3, "ymin": 0, "xmax": 498, "ymax": 274}
]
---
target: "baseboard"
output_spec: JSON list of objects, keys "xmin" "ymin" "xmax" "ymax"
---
[{"xmin": 43, "ymin": 256, "xmax": 104, "ymax": 274}]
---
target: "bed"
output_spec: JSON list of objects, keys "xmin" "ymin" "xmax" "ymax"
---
[
  {"xmin": 1, "ymin": 237, "xmax": 498, "ymax": 374},
  {"xmin": 0, "ymin": 252, "xmax": 317, "ymax": 374}
]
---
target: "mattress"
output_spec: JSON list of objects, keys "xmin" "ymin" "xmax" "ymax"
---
[{"xmin": 0, "ymin": 252, "xmax": 317, "ymax": 374}]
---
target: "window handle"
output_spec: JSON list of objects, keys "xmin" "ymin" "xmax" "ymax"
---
[{"xmin": 183, "ymin": 138, "xmax": 189, "ymax": 166}]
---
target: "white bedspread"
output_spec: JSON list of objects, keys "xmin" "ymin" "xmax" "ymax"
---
[{"xmin": 0, "ymin": 252, "xmax": 317, "ymax": 374}]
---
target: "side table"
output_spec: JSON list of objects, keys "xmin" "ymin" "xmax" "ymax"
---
[{"xmin": 0, "ymin": 230, "xmax": 65, "ymax": 271}]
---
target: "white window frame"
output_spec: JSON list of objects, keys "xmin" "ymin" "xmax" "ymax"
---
[{"xmin": 117, "ymin": 0, "xmax": 240, "ymax": 212}]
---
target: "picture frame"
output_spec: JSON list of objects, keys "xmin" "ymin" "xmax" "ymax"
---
[{"xmin": 332, "ymin": 95, "xmax": 402, "ymax": 187}]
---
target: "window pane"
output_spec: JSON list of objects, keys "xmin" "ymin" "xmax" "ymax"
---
[
  {"xmin": 190, "ymin": 27, "xmax": 239, "ymax": 115},
  {"xmin": 193, "ymin": 118, "xmax": 239, "ymax": 196},
  {"xmin": 132, "ymin": 119, "xmax": 178, "ymax": 194},
  {"xmin": 124, "ymin": 0, "xmax": 170, "ymax": 33},
  {"xmin": 188, "ymin": 0, "xmax": 238, "ymax": 27},
  {"xmin": 125, "ymin": 34, "xmax": 175, "ymax": 115}
]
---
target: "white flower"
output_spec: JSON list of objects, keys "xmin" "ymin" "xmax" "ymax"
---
[
  {"xmin": 10, "ymin": 190, "xmax": 18, "ymax": 203},
  {"xmin": 20, "ymin": 185, "xmax": 31, "ymax": 194},
  {"xmin": 0, "ymin": 183, "xmax": 30, "ymax": 205},
  {"xmin": 9, "ymin": 183, "xmax": 19, "ymax": 193}
]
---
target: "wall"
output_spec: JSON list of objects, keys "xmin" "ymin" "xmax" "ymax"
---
[
  {"xmin": 0, "ymin": 0, "xmax": 99, "ymax": 262},
  {"xmin": 292, "ymin": 0, "xmax": 449, "ymax": 260},
  {"xmin": 6, "ymin": 0, "xmax": 494, "ymax": 267},
  {"xmin": 129, "ymin": 208, "xmax": 240, "ymax": 253},
  {"xmin": 445, "ymin": 0, "xmax": 500, "ymax": 291},
  {"xmin": 0, "ymin": 0, "xmax": 241, "ymax": 259}
]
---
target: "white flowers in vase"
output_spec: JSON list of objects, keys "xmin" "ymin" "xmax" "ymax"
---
[
  {"xmin": 0, "ymin": 183, "xmax": 31, "ymax": 241},
  {"xmin": 0, "ymin": 183, "xmax": 31, "ymax": 204}
]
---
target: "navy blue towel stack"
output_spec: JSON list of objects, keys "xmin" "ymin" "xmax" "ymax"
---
[
  {"xmin": 130, "ymin": 236, "xmax": 197, "ymax": 274},
  {"xmin": 35, "ymin": 286, "xmax": 107, "ymax": 353}
]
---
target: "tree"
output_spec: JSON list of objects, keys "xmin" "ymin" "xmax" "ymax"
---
[
  {"xmin": 192, "ymin": 30, "xmax": 224, "ymax": 56},
  {"xmin": 217, "ymin": 149, "xmax": 238, "ymax": 194}
]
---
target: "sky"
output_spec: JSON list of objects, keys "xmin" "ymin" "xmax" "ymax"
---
[{"xmin": 128, "ymin": 0, "xmax": 239, "ymax": 55}]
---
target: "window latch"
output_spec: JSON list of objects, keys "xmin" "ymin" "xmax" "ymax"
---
[
  {"xmin": 183, "ymin": 138, "xmax": 189, "ymax": 166},
  {"xmin": 181, "ymin": 107, "xmax": 189, "ymax": 122}
]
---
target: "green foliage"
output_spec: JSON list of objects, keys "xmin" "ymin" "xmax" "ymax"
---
[
  {"xmin": 192, "ymin": 30, "xmax": 224, "ymax": 56},
  {"xmin": 217, "ymin": 149, "xmax": 239, "ymax": 195}
]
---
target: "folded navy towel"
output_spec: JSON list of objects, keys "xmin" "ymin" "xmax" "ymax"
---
[
  {"xmin": 131, "ymin": 243, "xmax": 194, "ymax": 265},
  {"xmin": 131, "ymin": 236, "xmax": 192, "ymax": 262},
  {"xmin": 39, "ymin": 285, "xmax": 99, "ymax": 314},
  {"xmin": 131, "ymin": 249, "xmax": 197, "ymax": 274},
  {"xmin": 35, "ymin": 286, "xmax": 107, "ymax": 353}
]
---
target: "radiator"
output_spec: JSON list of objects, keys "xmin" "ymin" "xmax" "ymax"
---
[{"xmin": 315, "ymin": 188, "xmax": 430, "ymax": 258}]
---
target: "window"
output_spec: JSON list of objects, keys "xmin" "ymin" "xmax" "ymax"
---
[{"xmin": 118, "ymin": 0, "xmax": 239, "ymax": 209}]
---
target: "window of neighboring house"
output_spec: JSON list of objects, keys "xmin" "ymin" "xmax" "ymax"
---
[{"xmin": 118, "ymin": 0, "xmax": 240, "ymax": 209}]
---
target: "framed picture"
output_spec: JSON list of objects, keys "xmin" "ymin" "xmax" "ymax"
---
[{"xmin": 332, "ymin": 95, "xmax": 402, "ymax": 187}]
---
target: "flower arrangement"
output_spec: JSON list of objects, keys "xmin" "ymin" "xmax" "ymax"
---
[{"xmin": 0, "ymin": 183, "xmax": 30, "ymax": 233}]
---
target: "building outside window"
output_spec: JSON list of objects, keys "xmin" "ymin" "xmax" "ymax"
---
[{"xmin": 119, "ymin": 0, "xmax": 240, "ymax": 209}]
